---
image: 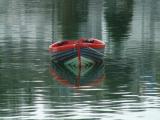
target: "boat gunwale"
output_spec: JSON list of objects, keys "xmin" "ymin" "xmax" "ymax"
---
[{"xmin": 49, "ymin": 38, "xmax": 105, "ymax": 52}]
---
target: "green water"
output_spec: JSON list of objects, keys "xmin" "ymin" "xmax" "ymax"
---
[{"xmin": 0, "ymin": 0, "xmax": 160, "ymax": 119}]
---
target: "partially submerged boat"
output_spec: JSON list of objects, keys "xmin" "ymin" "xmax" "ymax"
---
[{"xmin": 49, "ymin": 38, "xmax": 106, "ymax": 66}]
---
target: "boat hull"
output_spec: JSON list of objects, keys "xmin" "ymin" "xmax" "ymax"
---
[
  {"xmin": 49, "ymin": 38, "xmax": 105, "ymax": 65},
  {"xmin": 51, "ymin": 47, "xmax": 105, "ymax": 64}
]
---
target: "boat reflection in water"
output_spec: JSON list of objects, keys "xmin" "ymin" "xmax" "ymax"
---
[{"xmin": 50, "ymin": 60, "xmax": 105, "ymax": 88}]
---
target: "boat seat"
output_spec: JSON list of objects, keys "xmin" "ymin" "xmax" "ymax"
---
[
  {"xmin": 57, "ymin": 41, "xmax": 68, "ymax": 46},
  {"xmin": 83, "ymin": 39, "xmax": 94, "ymax": 43}
]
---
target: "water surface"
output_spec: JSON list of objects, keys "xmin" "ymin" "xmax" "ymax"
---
[{"xmin": 0, "ymin": 0, "xmax": 160, "ymax": 120}]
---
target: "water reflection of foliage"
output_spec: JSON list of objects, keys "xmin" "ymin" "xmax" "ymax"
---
[
  {"xmin": 55, "ymin": 0, "xmax": 88, "ymax": 39},
  {"xmin": 104, "ymin": 0, "xmax": 133, "ymax": 41},
  {"xmin": 104, "ymin": 57, "xmax": 134, "ymax": 99},
  {"xmin": 103, "ymin": 0, "xmax": 135, "ymax": 99}
]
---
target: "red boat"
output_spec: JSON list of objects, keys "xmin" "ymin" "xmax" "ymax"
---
[{"xmin": 49, "ymin": 38, "xmax": 105, "ymax": 66}]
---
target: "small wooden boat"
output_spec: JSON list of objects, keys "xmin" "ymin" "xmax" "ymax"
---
[{"xmin": 49, "ymin": 38, "xmax": 105, "ymax": 66}]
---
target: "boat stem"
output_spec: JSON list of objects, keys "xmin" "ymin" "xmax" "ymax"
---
[{"xmin": 77, "ymin": 40, "xmax": 81, "ymax": 68}]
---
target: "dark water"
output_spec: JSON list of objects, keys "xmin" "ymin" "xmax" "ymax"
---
[{"xmin": 0, "ymin": 0, "xmax": 160, "ymax": 119}]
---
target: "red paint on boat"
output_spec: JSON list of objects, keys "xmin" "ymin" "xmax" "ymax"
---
[
  {"xmin": 49, "ymin": 38, "xmax": 105, "ymax": 52},
  {"xmin": 76, "ymin": 40, "xmax": 81, "ymax": 68}
]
